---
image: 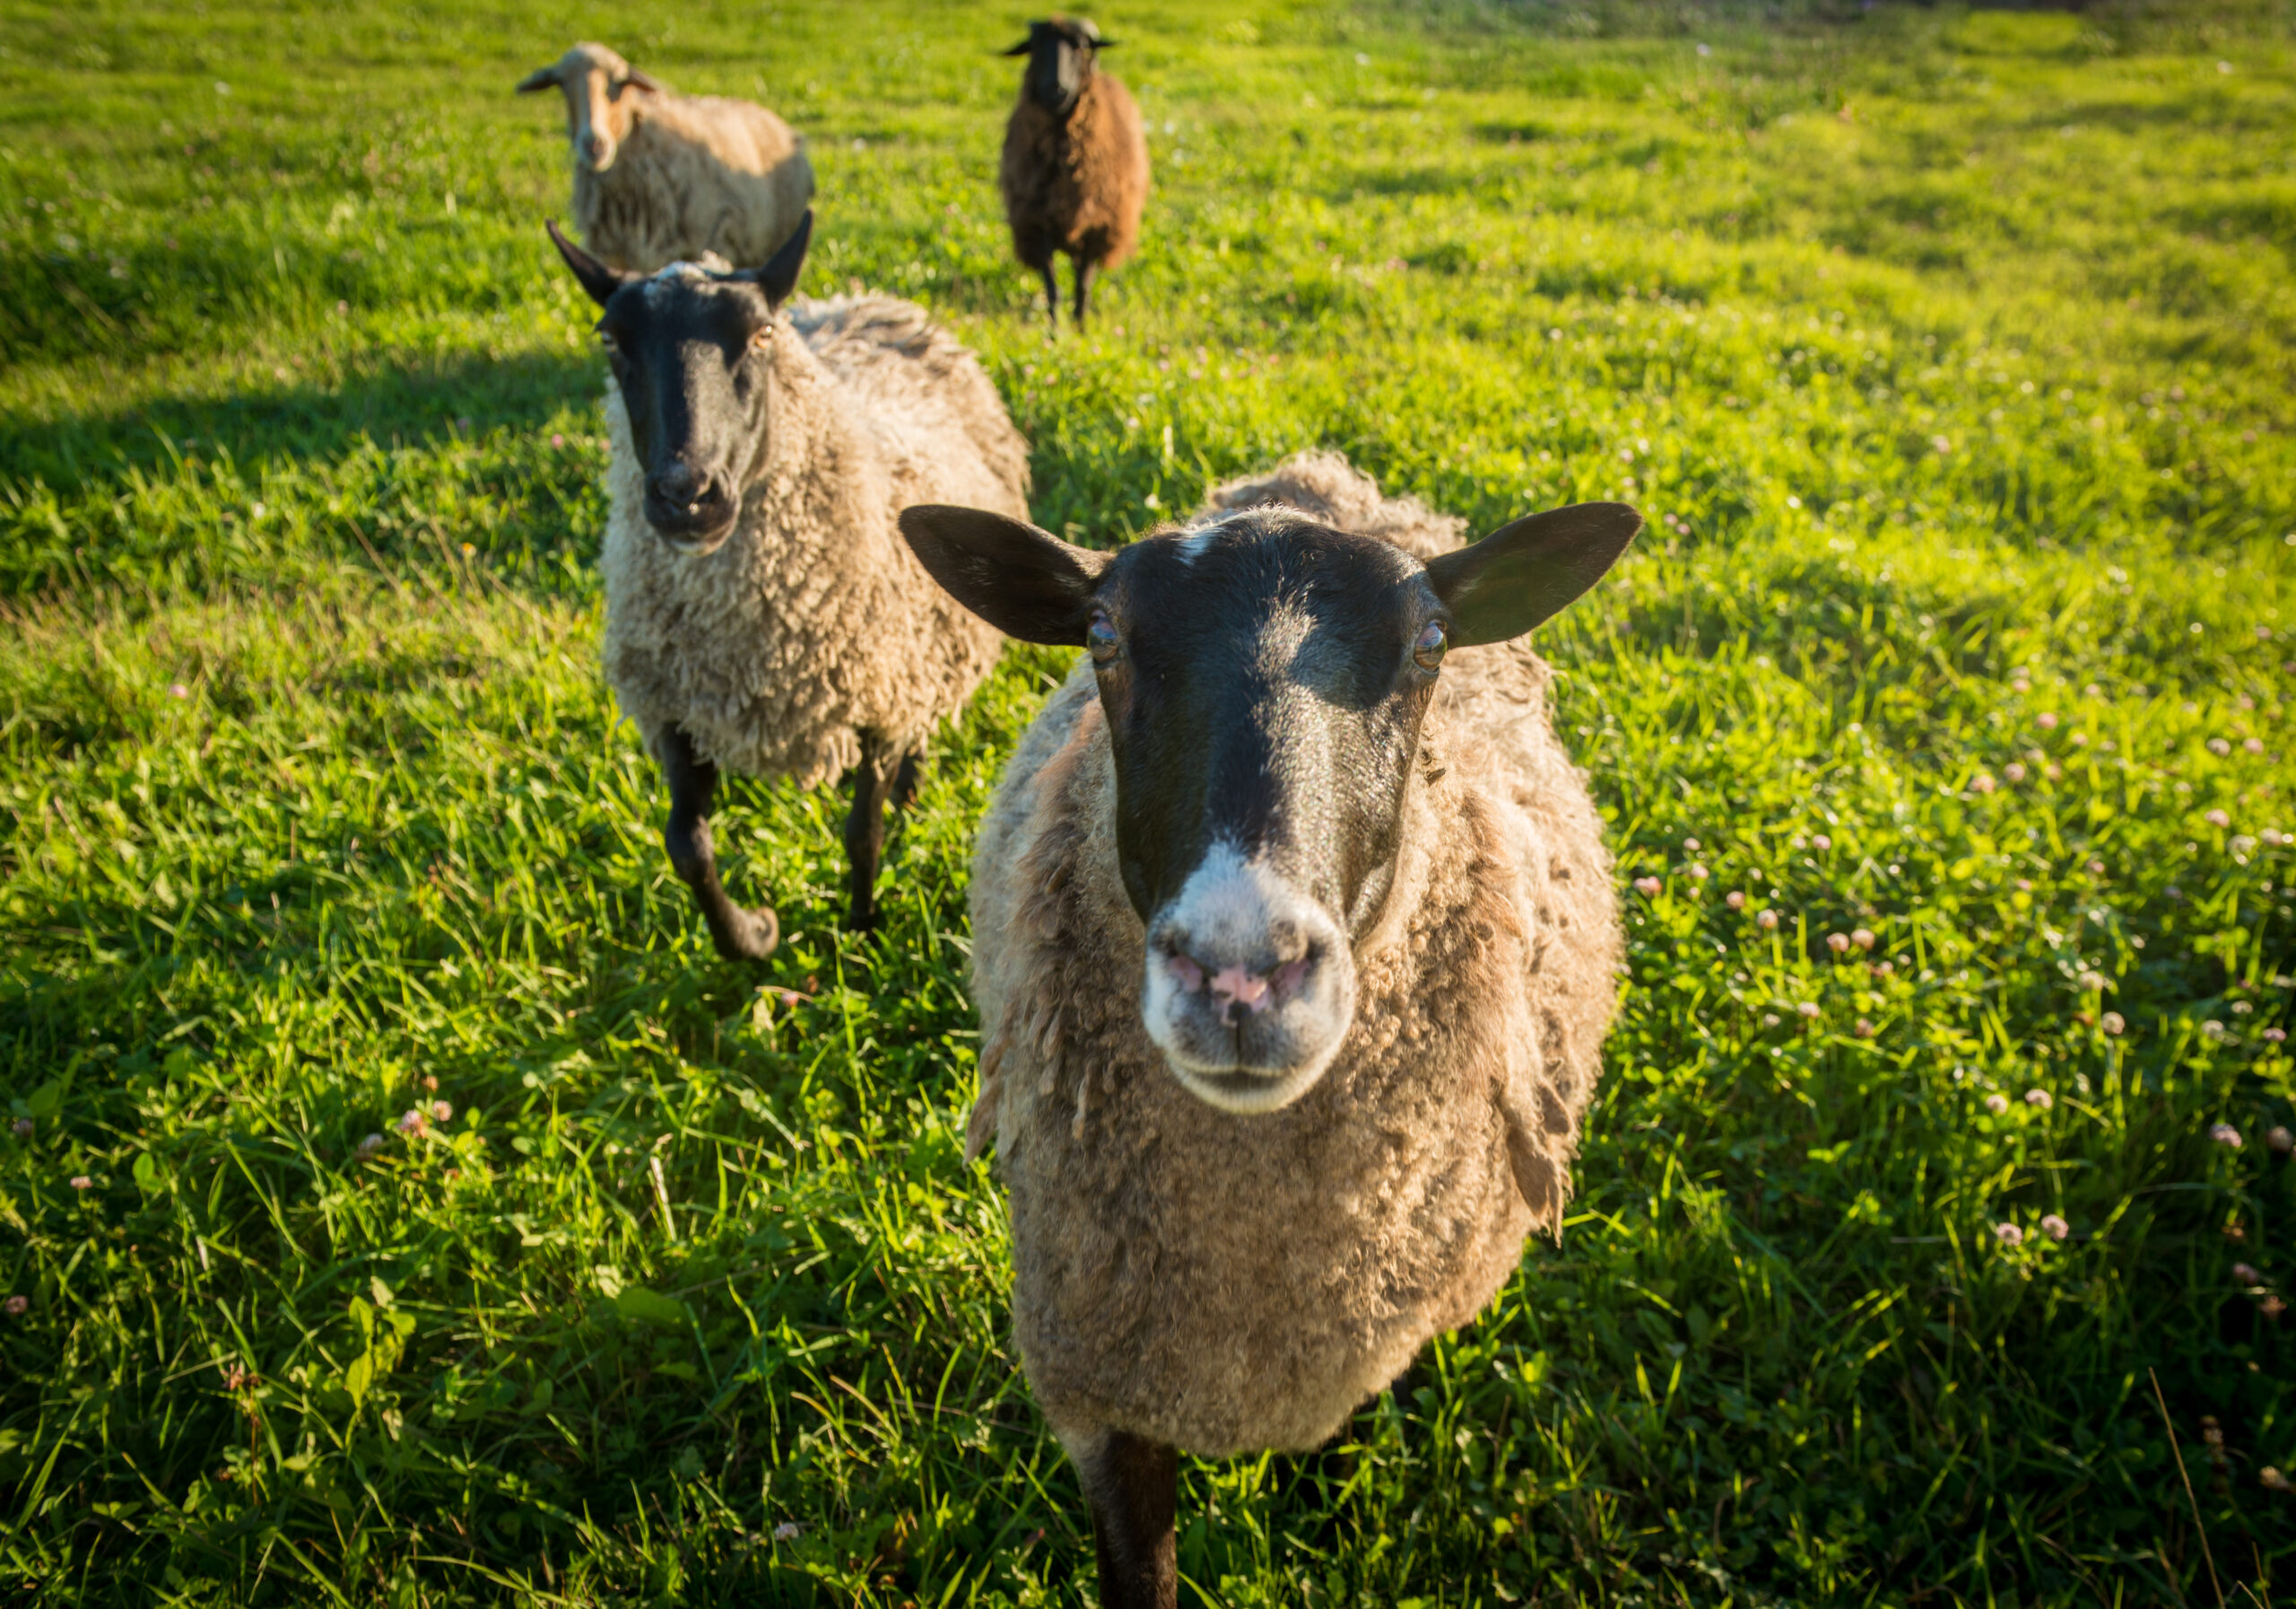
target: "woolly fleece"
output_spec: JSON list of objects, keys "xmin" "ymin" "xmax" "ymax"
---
[
  {"xmin": 601, "ymin": 289, "xmax": 1031, "ymax": 787},
  {"xmin": 966, "ymin": 453, "xmax": 1622, "ymax": 1457}
]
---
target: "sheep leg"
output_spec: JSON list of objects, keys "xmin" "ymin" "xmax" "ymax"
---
[
  {"xmin": 1072, "ymin": 257, "xmax": 1097, "ymax": 329},
  {"xmin": 888, "ymin": 747, "xmax": 923, "ymax": 815},
  {"xmin": 1067, "ymin": 1426, "xmax": 1178, "ymax": 1609},
  {"xmin": 843, "ymin": 733, "xmax": 898, "ymax": 932},
  {"xmin": 658, "ymin": 726, "xmax": 779, "ymax": 961},
  {"xmin": 1038, "ymin": 259, "xmax": 1062, "ymax": 330}
]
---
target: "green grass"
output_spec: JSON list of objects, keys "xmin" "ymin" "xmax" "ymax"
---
[{"xmin": 4, "ymin": 0, "xmax": 2296, "ymax": 1601}]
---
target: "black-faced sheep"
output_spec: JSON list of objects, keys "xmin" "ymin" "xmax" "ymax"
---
[
  {"xmin": 999, "ymin": 17, "xmax": 1149, "ymax": 331},
  {"xmin": 519, "ymin": 42, "xmax": 813, "ymax": 274},
  {"xmin": 548, "ymin": 213, "xmax": 1030, "ymax": 953},
  {"xmin": 899, "ymin": 454, "xmax": 1635, "ymax": 1608}
]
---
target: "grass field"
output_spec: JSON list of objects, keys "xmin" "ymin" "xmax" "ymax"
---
[{"xmin": 4, "ymin": 0, "xmax": 2296, "ymax": 1601}]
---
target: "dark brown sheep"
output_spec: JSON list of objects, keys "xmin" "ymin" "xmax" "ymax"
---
[{"xmin": 998, "ymin": 17, "xmax": 1150, "ymax": 331}]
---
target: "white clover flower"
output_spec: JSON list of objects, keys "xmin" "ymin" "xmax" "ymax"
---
[
  {"xmin": 1985, "ymin": 1093, "xmax": 2010, "ymax": 1115},
  {"xmin": 1995, "ymin": 1222, "xmax": 2024, "ymax": 1247},
  {"xmin": 2039, "ymin": 1214, "xmax": 2069, "ymax": 1242},
  {"xmin": 2212, "ymin": 1123, "xmax": 2243, "ymax": 1148},
  {"xmin": 2100, "ymin": 1012, "xmax": 2126, "ymax": 1035},
  {"xmin": 2025, "ymin": 1089, "xmax": 2052, "ymax": 1110},
  {"xmin": 1726, "ymin": 891, "xmax": 1746, "ymax": 910}
]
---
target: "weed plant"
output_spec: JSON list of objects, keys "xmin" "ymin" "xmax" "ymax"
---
[{"xmin": 2, "ymin": 0, "xmax": 2294, "ymax": 1602}]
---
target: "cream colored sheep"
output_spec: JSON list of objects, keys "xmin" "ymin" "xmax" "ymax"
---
[
  {"xmin": 551, "ymin": 217, "xmax": 1028, "ymax": 953},
  {"xmin": 900, "ymin": 452, "xmax": 1636, "ymax": 1609},
  {"xmin": 519, "ymin": 42, "xmax": 813, "ymax": 273}
]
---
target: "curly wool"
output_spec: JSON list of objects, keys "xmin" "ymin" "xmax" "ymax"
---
[
  {"xmin": 966, "ymin": 454, "xmax": 1622, "ymax": 1457},
  {"xmin": 600, "ymin": 290, "xmax": 1031, "ymax": 786},
  {"xmin": 999, "ymin": 72, "xmax": 1148, "ymax": 274},
  {"xmin": 562, "ymin": 50, "xmax": 813, "ymax": 273}
]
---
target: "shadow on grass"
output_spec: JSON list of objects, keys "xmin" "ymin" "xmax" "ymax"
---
[
  {"xmin": 0, "ymin": 345, "xmax": 613, "ymax": 600},
  {"xmin": 0, "ymin": 344, "xmax": 601, "ymax": 491}
]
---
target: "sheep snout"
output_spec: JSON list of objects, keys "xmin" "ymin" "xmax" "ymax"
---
[
  {"xmin": 1142, "ymin": 846, "xmax": 1353, "ymax": 1112},
  {"xmin": 643, "ymin": 463, "xmax": 740, "ymax": 552}
]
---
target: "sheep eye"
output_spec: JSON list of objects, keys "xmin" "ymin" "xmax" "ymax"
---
[
  {"xmin": 596, "ymin": 329, "xmax": 619, "ymax": 352},
  {"xmin": 1412, "ymin": 621, "xmax": 1448, "ymax": 672},
  {"xmin": 1086, "ymin": 613, "xmax": 1119, "ymax": 665}
]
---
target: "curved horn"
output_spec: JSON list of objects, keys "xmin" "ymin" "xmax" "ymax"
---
[
  {"xmin": 515, "ymin": 63, "xmax": 561, "ymax": 92},
  {"xmin": 622, "ymin": 65, "xmax": 664, "ymax": 92},
  {"xmin": 1000, "ymin": 36, "xmax": 1034, "ymax": 55}
]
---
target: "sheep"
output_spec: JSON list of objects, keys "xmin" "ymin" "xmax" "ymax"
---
[
  {"xmin": 899, "ymin": 453, "xmax": 1637, "ymax": 1608},
  {"xmin": 547, "ymin": 212, "xmax": 1030, "ymax": 954},
  {"xmin": 518, "ymin": 41, "xmax": 813, "ymax": 274},
  {"xmin": 998, "ymin": 16, "xmax": 1150, "ymax": 331}
]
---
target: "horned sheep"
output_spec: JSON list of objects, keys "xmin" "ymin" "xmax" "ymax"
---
[
  {"xmin": 999, "ymin": 16, "xmax": 1150, "ymax": 330},
  {"xmin": 900, "ymin": 454, "xmax": 1636, "ymax": 1608},
  {"xmin": 548, "ymin": 213, "xmax": 1030, "ymax": 954},
  {"xmin": 518, "ymin": 42, "xmax": 813, "ymax": 274}
]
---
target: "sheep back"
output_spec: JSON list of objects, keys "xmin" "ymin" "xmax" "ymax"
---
[
  {"xmin": 968, "ymin": 466, "xmax": 1622, "ymax": 1457},
  {"xmin": 599, "ymin": 292, "xmax": 1026, "ymax": 787},
  {"xmin": 576, "ymin": 94, "xmax": 814, "ymax": 273},
  {"xmin": 999, "ymin": 73, "xmax": 1148, "ymax": 270}
]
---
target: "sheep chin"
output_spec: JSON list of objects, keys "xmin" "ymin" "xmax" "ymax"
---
[
  {"xmin": 1158, "ymin": 1049, "xmax": 1344, "ymax": 1117},
  {"xmin": 648, "ymin": 522, "xmax": 735, "ymax": 559}
]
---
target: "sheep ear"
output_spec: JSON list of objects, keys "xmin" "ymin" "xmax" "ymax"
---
[
  {"xmin": 622, "ymin": 67, "xmax": 663, "ymax": 93},
  {"xmin": 515, "ymin": 65, "xmax": 561, "ymax": 93},
  {"xmin": 1001, "ymin": 38, "xmax": 1034, "ymax": 55},
  {"xmin": 546, "ymin": 220, "xmax": 634, "ymax": 308},
  {"xmin": 1424, "ymin": 502, "xmax": 1639, "ymax": 647},
  {"xmin": 899, "ymin": 505, "xmax": 1109, "ymax": 646},
  {"xmin": 735, "ymin": 211, "xmax": 812, "ymax": 307}
]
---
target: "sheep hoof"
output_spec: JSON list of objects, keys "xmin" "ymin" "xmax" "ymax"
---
[{"xmin": 711, "ymin": 903, "xmax": 780, "ymax": 961}]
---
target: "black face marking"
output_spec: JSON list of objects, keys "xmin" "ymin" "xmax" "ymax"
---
[
  {"xmin": 1011, "ymin": 19, "xmax": 1100, "ymax": 118},
  {"xmin": 1089, "ymin": 517, "xmax": 1445, "ymax": 935},
  {"xmin": 596, "ymin": 274, "xmax": 778, "ymax": 548},
  {"xmin": 550, "ymin": 215, "xmax": 811, "ymax": 553}
]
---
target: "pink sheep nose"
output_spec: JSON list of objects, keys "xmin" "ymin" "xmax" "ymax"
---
[
  {"xmin": 1165, "ymin": 952, "xmax": 1310, "ymax": 1026},
  {"xmin": 1210, "ymin": 965, "xmax": 1271, "ymax": 1015}
]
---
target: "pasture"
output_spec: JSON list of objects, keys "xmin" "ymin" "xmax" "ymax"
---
[{"xmin": 3, "ymin": 0, "xmax": 2295, "ymax": 1601}]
